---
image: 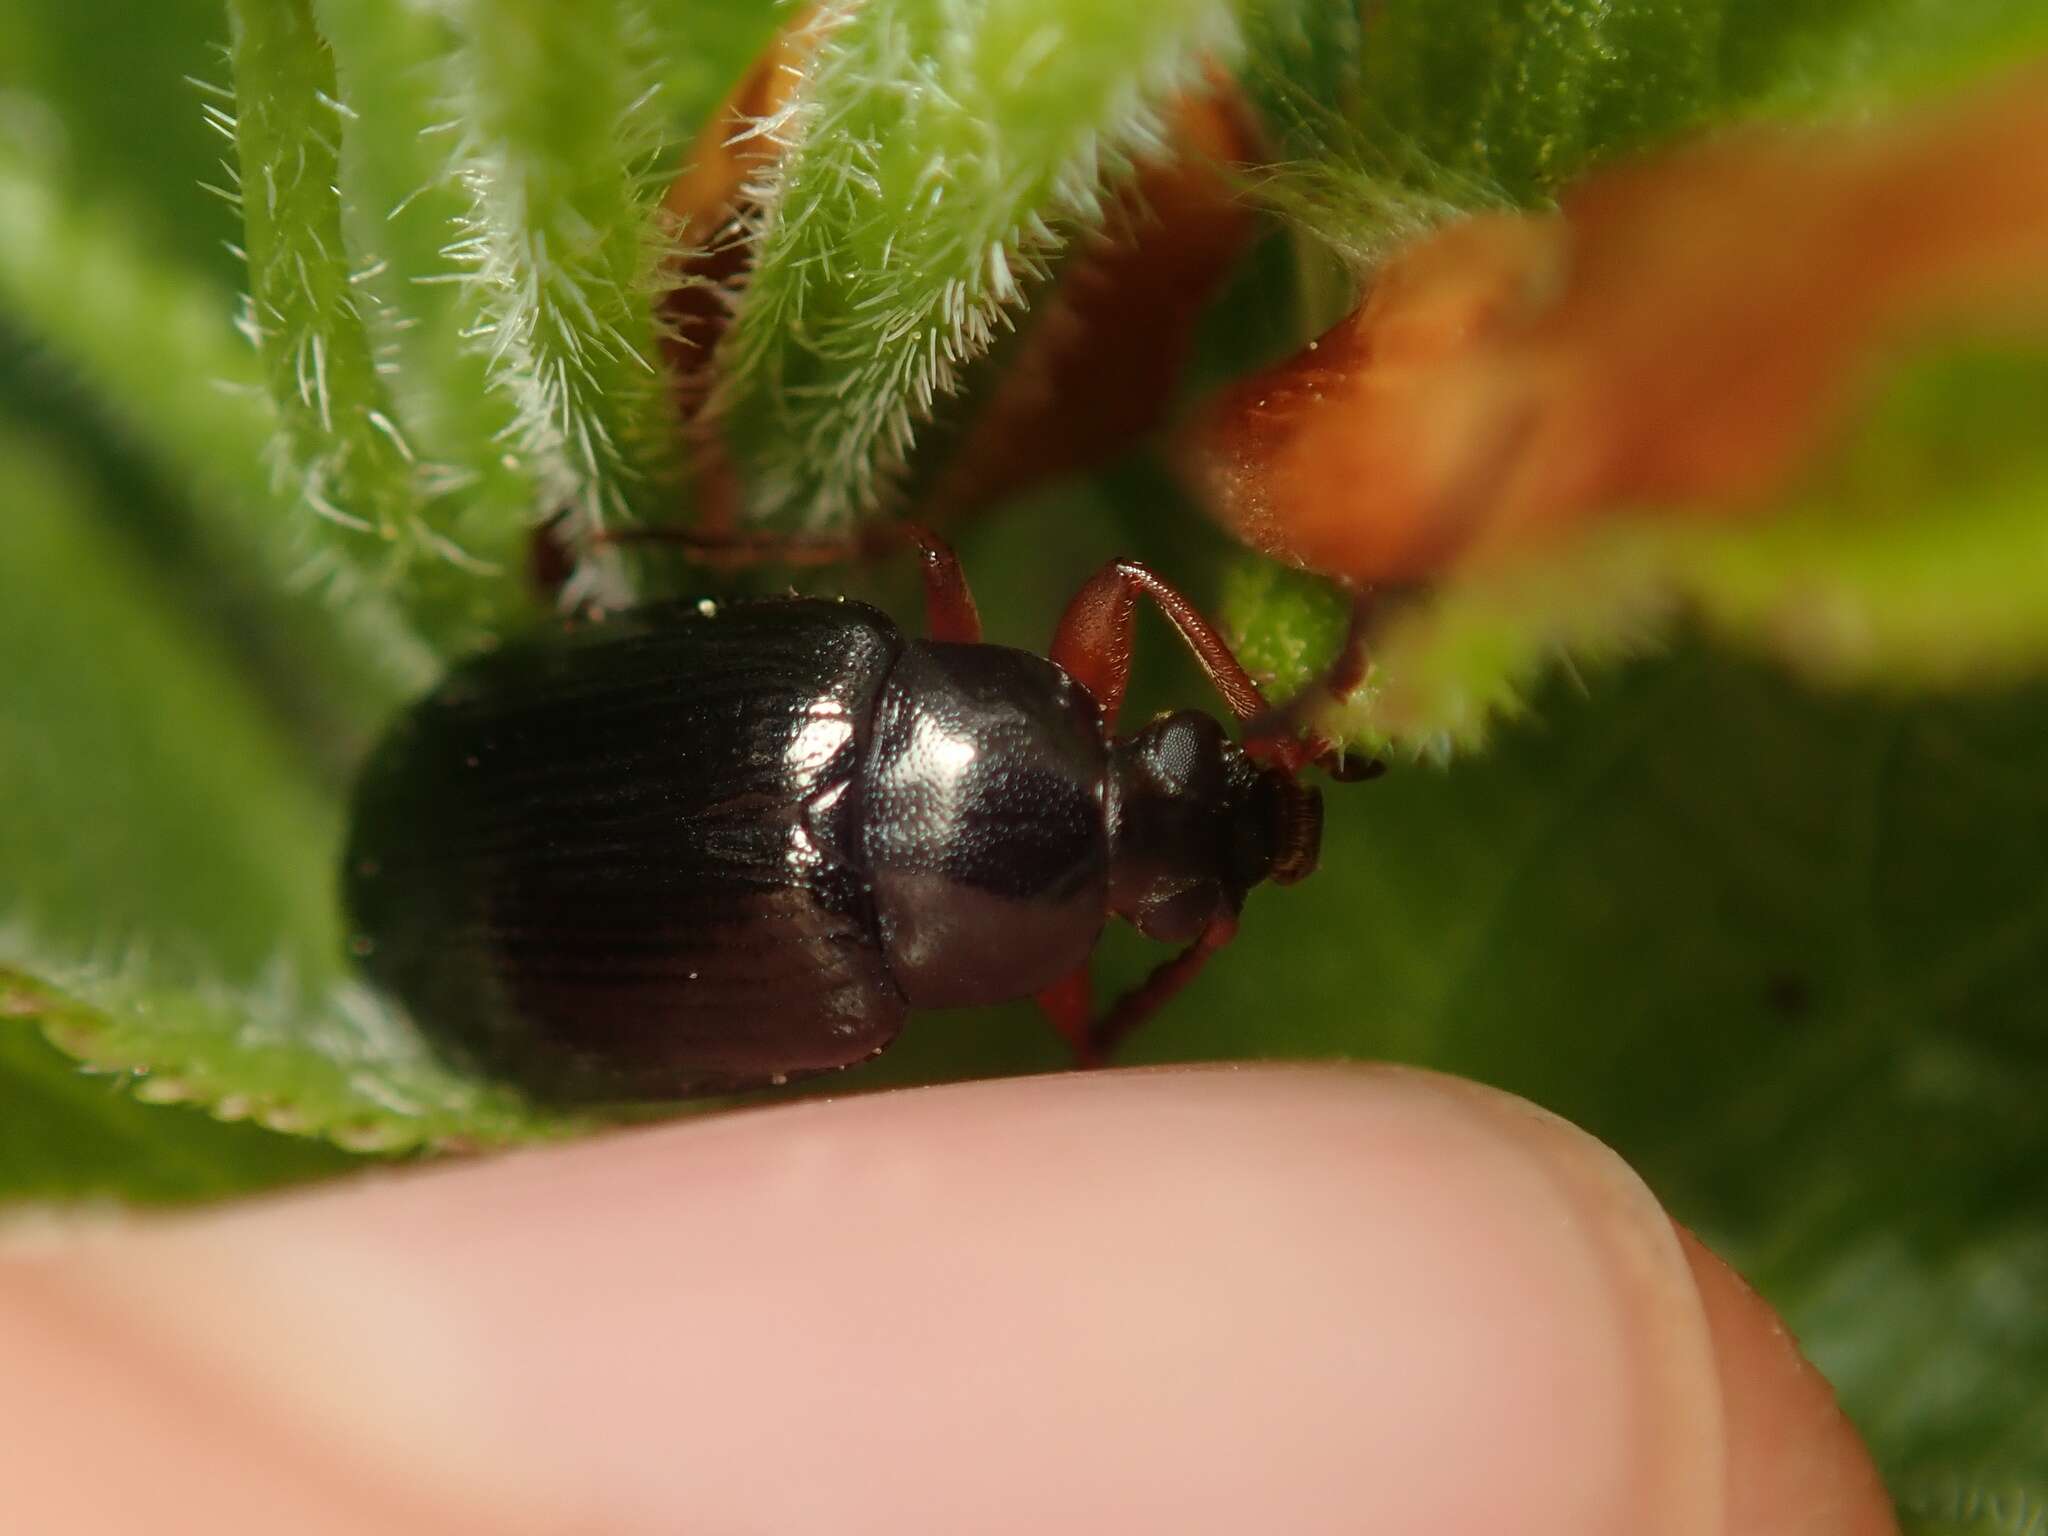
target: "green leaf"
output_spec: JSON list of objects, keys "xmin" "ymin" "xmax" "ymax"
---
[
  {"xmin": 0, "ymin": 432, "xmax": 345, "ymax": 979},
  {"xmin": 226, "ymin": 0, "xmax": 419, "ymax": 546},
  {"xmin": 0, "ymin": 424, "xmax": 576, "ymax": 1155},
  {"xmin": 313, "ymin": 0, "xmax": 539, "ymax": 604},
  {"xmin": 7, "ymin": 970, "xmax": 585, "ymax": 1155},
  {"xmin": 0, "ymin": 1009, "xmax": 353, "ymax": 1205},
  {"xmin": 440, "ymin": 0, "xmax": 683, "ymax": 532},
  {"xmin": 709, "ymin": 0, "xmax": 1243, "ymax": 527},
  {"xmin": 0, "ymin": 92, "xmax": 434, "ymax": 701},
  {"xmin": 227, "ymin": 0, "xmax": 535, "ymax": 651},
  {"xmin": 0, "ymin": 0, "xmax": 246, "ymax": 287},
  {"xmin": 1252, "ymin": 0, "xmax": 2048, "ymax": 219}
]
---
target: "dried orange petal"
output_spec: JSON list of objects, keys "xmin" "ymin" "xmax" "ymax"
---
[{"xmin": 1187, "ymin": 71, "xmax": 2048, "ymax": 584}]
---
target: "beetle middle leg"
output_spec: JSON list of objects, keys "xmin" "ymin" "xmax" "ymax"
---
[
  {"xmin": 525, "ymin": 515, "xmax": 883, "ymax": 608},
  {"xmin": 595, "ymin": 522, "xmax": 888, "ymax": 568},
  {"xmin": 534, "ymin": 518, "xmax": 987, "ymax": 641},
  {"xmin": 607, "ymin": 520, "xmax": 985, "ymax": 642},
  {"xmin": 903, "ymin": 525, "xmax": 983, "ymax": 644},
  {"xmin": 1042, "ymin": 915, "xmax": 1241, "ymax": 1067}
]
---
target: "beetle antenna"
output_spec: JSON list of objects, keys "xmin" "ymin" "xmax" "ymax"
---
[{"xmin": 1267, "ymin": 774, "xmax": 1324, "ymax": 885}]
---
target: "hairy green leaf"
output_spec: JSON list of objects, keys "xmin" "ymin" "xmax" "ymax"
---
[
  {"xmin": 0, "ymin": 103, "xmax": 433, "ymax": 697},
  {"xmin": 441, "ymin": 0, "xmax": 682, "ymax": 535},
  {"xmin": 1252, "ymin": 0, "xmax": 2048, "ymax": 223},
  {"xmin": 314, "ymin": 0, "xmax": 540, "ymax": 619},
  {"xmin": 0, "ymin": 1016, "xmax": 352, "ymax": 1205},
  {"xmin": 709, "ymin": 0, "xmax": 1243, "ymax": 527},
  {"xmin": 226, "ymin": 1, "xmax": 423, "ymax": 569},
  {"xmin": 7, "ymin": 970, "xmax": 584, "ymax": 1155},
  {"xmin": 0, "ymin": 425, "xmax": 572, "ymax": 1155}
]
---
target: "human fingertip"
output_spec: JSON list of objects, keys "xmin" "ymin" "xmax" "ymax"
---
[
  {"xmin": 1676, "ymin": 1227, "xmax": 1900, "ymax": 1536},
  {"xmin": 0, "ymin": 1065, "xmax": 1895, "ymax": 1536}
]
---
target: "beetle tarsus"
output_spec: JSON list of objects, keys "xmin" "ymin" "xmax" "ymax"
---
[{"xmin": 1242, "ymin": 584, "xmax": 1414, "ymax": 777}]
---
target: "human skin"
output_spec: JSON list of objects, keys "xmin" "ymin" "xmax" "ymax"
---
[{"xmin": 0, "ymin": 1065, "xmax": 1897, "ymax": 1535}]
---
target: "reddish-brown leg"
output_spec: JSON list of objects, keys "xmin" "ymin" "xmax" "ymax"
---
[
  {"xmin": 904, "ymin": 524, "xmax": 982, "ymax": 644},
  {"xmin": 1034, "ymin": 966, "xmax": 1096, "ymax": 1066},
  {"xmin": 1046, "ymin": 556, "xmax": 1385, "ymax": 775},
  {"xmin": 597, "ymin": 524, "xmax": 874, "ymax": 569},
  {"xmin": 529, "ymin": 512, "xmax": 582, "ymax": 600},
  {"xmin": 1089, "ymin": 915, "xmax": 1239, "ymax": 1063},
  {"xmin": 1049, "ymin": 558, "xmax": 1270, "ymax": 732},
  {"xmin": 566, "ymin": 519, "xmax": 984, "ymax": 643}
]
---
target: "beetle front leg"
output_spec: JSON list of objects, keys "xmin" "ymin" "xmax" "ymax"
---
[
  {"xmin": 1051, "ymin": 557, "xmax": 1389, "ymax": 777},
  {"xmin": 1049, "ymin": 559, "xmax": 1268, "ymax": 734},
  {"xmin": 1092, "ymin": 915, "xmax": 1238, "ymax": 1063},
  {"xmin": 1034, "ymin": 916, "xmax": 1238, "ymax": 1069}
]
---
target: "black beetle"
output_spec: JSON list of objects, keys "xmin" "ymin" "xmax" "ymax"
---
[{"xmin": 344, "ymin": 531, "xmax": 1373, "ymax": 1102}]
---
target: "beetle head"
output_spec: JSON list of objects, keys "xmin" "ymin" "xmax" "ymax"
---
[{"xmin": 1106, "ymin": 711, "xmax": 1323, "ymax": 944}]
